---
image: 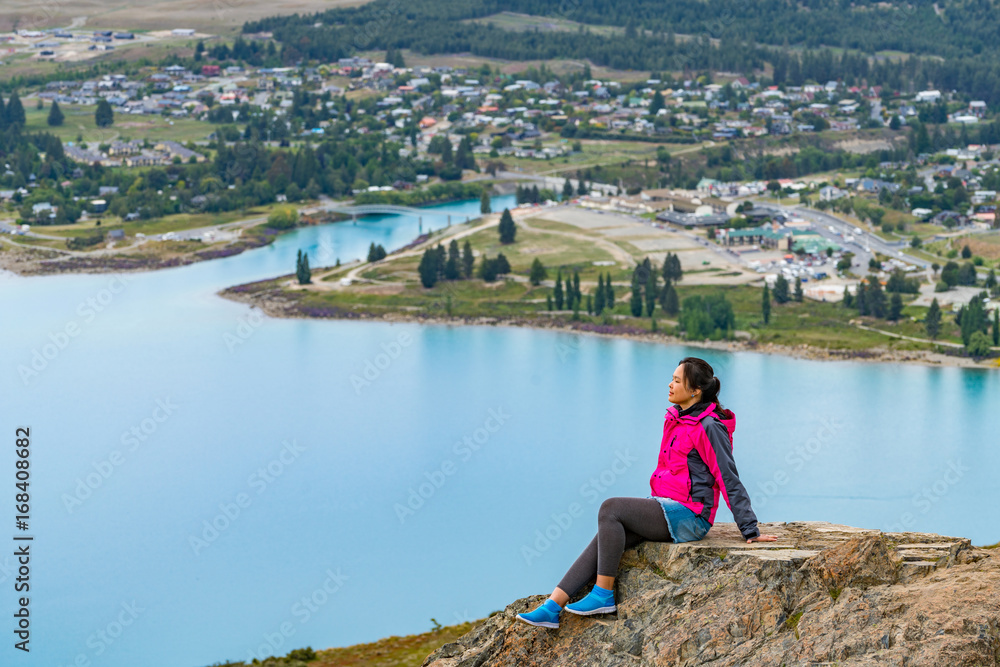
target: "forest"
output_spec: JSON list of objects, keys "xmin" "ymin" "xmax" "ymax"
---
[{"xmin": 244, "ymin": 0, "xmax": 1000, "ymax": 103}]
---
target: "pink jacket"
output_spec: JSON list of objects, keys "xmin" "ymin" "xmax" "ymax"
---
[{"xmin": 649, "ymin": 402, "xmax": 759, "ymax": 539}]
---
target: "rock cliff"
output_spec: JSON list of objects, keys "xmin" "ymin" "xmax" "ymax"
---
[{"xmin": 422, "ymin": 522, "xmax": 1000, "ymax": 666}]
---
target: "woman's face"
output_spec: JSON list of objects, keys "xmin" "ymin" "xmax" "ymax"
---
[{"xmin": 668, "ymin": 364, "xmax": 699, "ymax": 406}]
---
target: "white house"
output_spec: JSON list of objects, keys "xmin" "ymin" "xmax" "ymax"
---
[{"xmin": 915, "ymin": 90, "xmax": 941, "ymax": 103}]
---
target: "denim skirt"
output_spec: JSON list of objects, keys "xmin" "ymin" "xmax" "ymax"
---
[{"xmin": 648, "ymin": 495, "xmax": 712, "ymax": 543}]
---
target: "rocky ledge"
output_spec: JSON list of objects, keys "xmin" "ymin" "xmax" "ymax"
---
[{"xmin": 422, "ymin": 522, "xmax": 999, "ymax": 666}]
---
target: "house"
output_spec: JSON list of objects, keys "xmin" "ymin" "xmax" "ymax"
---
[
  {"xmin": 107, "ymin": 228, "xmax": 125, "ymax": 240},
  {"xmin": 819, "ymin": 186, "xmax": 846, "ymax": 201},
  {"xmin": 915, "ymin": 90, "xmax": 941, "ymax": 103},
  {"xmin": 155, "ymin": 140, "xmax": 204, "ymax": 162}
]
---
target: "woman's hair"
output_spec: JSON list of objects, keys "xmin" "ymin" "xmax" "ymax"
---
[{"xmin": 679, "ymin": 357, "xmax": 722, "ymax": 408}]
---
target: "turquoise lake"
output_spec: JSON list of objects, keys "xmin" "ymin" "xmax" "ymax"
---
[{"xmin": 2, "ymin": 193, "xmax": 997, "ymax": 667}]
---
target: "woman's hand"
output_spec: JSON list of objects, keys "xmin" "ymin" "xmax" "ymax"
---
[{"xmin": 746, "ymin": 534, "xmax": 779, "ymax": 544}]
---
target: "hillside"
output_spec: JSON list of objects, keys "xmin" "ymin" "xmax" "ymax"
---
[{"xmin": 421, "ymin": 522, "xmax": 1000, "ymax": 666}]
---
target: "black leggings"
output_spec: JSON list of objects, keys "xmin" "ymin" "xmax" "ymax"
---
[{"xmin": 556, "ymin": 496, "xmax": 673, "ymax": 598}]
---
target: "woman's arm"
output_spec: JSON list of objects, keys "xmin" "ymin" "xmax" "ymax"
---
[{"xmin": 697, "ymin": 418, "xmax": 760, "ymax": 541}]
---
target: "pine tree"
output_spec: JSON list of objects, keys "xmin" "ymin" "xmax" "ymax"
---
[
  {"xmin": 842, "ymin": 285, "xmax": 854, "ymax": 309},
  {"xmin": 562, "ymin": 179, "xmax": 574, "ymax": 200},
  {"xmin": 529, "ymin": 258, "xmax": 547, "ymax": 286},
  {"xmin": 993, "ymin": 308, "xmax": 999, "ymax": 346},
  {"xmin": 645, "ymin": 263, "xmax": 658, "ymax": 316},
  {"xmin": 762, "ymin": 284, "xmax": 771, "ymax": 324},
  {"xmin": 629, "ymin": 266, "xmax": 644, "ymax": 317},
  {"xmin": 888, "ymin": 292, "xmax": 903, "ymax": 321},
  {"xmin": 866, "ymin": 276, "xmax": 887, "ymax": 318},
  {"xmin": 554, "ymin": 271, "xmax": 564, "ymax": 310},
  {"xmin": 5, "ymin": 91, "xmax": 25, "ymax": 128},
  {"xmin": 0, "ymin": 95, "xmax": 6, "ymax": 131},
  {"xmin": 462, "ymin": 240, "xmax": 474, "ymax": 278},
  {"xmin": 794, "ymin": 277, "xmax": 803, "ymax": 302},
  {"xmin": 295, "ymin": 249, "xmax": 311, "ymax": 284},
  {"xmin": 546, "ymin": 294, "xmax": 553, "ymax": 310},
  {"xmin": 586, "ymin": 294, "xmax": 593, "ymax": 315},
  {"xmin": 605, "ymin": 272, "xmax": 615, "ymax": 310},
  {"xmin": 572, "ymin": 271, "xmax": 581, "ymax": 308},
  {"xmin": 925, "ymin": 298, "xmax": 941, "ymax": 339},
  {"xmin": 47, "ymin": 100, "xmax": 64, "ymax": 127},
  {"xmin": 95, "ymin": 98, "xmax": 114, "ymax": 128},
  {"xmin": 577, "ymin": 179, "xmax": 587, "ymax": 195},
  {"xmin": 498, "ymin": 208, "xmax": 516, "ymax": 244},
  {"xmin": 773, "ymin": 275, "xmax": 790, "ymax": 303},
  {"xmin": 660, "ymin": 280, "xmax": 679, "ymax": 315},
  {"xmin": 594, "ymin": 274, "xmax": 606, "ymax": 315},
  {"xmin": 418, "ymin": 247, "xmax": 440, "ymax": 288},
  {"xmin": 856, "ymin": 281, "xmax": 869, "ymax": 315}
]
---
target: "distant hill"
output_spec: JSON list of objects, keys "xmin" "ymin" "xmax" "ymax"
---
[{"xmin": 244, "ymin": 0, "xmax": 1000, "ymax": 103}]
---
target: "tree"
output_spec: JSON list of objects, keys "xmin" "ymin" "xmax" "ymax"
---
[
  {"xmin": 605, "ymin": 273, "xmax": 615, "ymax": 310},
  {"xmin": 645, "ymin": 263, "xmax": 658, "ymax": 316},
  {"xmin": 5, "ymin": 91, "xmax": 25, "ymax": 128},
  {"xmin": 679, "ymin": 293, "xmax": 735, "ymax": 339},
  {"xmin": 462, "ymin": 240, "xmax": 474, "ymax": 278},
  {"xmin": 495, "ymin": 253, "xmax": 511, "ymax": 275},
  {"xmin": 444, "ymin": 239, "xmax": 461, "ymax": 280},
  {"xmin": 888, "ymin": 292, "xmax": 903, "ymax": 321},
  {"xmin": 961, "ymin": 244, "xmax": 972, "ymax": 259},
  {"xmin": 967, "ymin": 331, "xmax": 992, "ymax": 358},
  {"xmin": 572, "ymin": 271, "xmax": 581, "ymax": 310},
  {"xmin": 660, "ymin": 280, "xmax": 679, "ymax": 315},
  {"xmin": 650, "ymin": 90, "xmax": 665, "ymax": 115},
  {"xmin": 478, "ymin": 257, "xmax": 498, "ymax": 282},
  {"xmin": 367, "ymin": 242, "xmax": 387, "ymax": 262},
  {"xmin": 498, "ymin": 208, "xmax": 516, "ymax": 244},
  {"xmin": 662, "ymin": 252, "xmax": 683, "ymax": 282},
  {"xmin": 594, "ymin": 274, "xmax": 606, "ymax": 314},
  {"xmin": 957, "ymin": 262, "xmax": 978, "ymax": 286},
  {"xmin": 529, "ymin": 258, "xmax": 547, "ymax": 286},
  {"xmin": 554, "ymin": 271, "xmax": 564, "ymax": 310},
  {"xmin": 866, "ymin": 275, "xmax": 887, "ymax": 318},
  {"xmin": 295, "ymin": 249, "xmax": 311, "ymax": 284},
  {"xmin": 762, "ymin": 284, "xmax": 771, "ymax": 324},
  {"xmin": 95, "ymin": 98, "xmax": 114, "ymax": 128},
  {"xmin": 629, "ymin": 265, "xmax": 644, "ymax": 317},
  {"xmin": 793, "ymin": 277, "xmax": 803, "ymax": 302},
  {"xmin": 47, "ymin": 100, "xmax": 64, "ymax": 127},
  {"xmin": 562, "ymin": 179, "xmax": 574, "ymax": 200},
  {"xmin": 925, "ymin": 298, "xmax": 941, "ymax": 339},
  {"xmin": 994, "ymin": 308, "xmax": 1000, "ymax": 346},
  {"xmin": 577, "ymin": 179, "xmax": 588, "ymax": 195},
  {"xmin": 480, "ymin": 190, "xmax": 491, "ymax": 214},
  {"xmin": 418, "ymin": 246, "xmax": 441, "ymax": 288},
  {"xmin": 773, "ymin": 275, "xmax": 790, "ymax": 303}
]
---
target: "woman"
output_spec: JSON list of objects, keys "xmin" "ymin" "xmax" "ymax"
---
[{"xmin": 517, "ymin": 357, "xmax": 778, "ymax": 629}]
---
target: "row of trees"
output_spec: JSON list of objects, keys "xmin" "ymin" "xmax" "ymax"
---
[
  {"xmin": 418, "ymin": 239, "xmax": 475, "ymax": 288},
  {"xmin": 628, "ymin": 254, "xmax": 683, "ymax": 318}
]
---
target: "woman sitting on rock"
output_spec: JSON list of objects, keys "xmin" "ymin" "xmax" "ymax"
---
[{"xmin": 517, "ymin": 356, "xmax": 778, "ymax": 629}]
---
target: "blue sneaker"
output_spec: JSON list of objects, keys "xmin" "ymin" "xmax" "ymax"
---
[
  {"xmin": 564, "ymin": 585, "xmax": 616, "ymax": 616},
  {"xmin": 516, "ymin": 598, "xmax": 562, "ymax": 629}
]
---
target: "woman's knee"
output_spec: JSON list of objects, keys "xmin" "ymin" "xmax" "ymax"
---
[{"xmin": 598, "ymin": 496, "xmax": 627, "ymax": 521}]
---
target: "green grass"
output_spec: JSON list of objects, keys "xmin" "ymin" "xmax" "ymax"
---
[
  {"xmin": 37, "ymin": 206, "xmax": 278, "ymax": 238},
  {"xmin": 26, "ymin": 104, "xmax": 214, "ymax": 145}
]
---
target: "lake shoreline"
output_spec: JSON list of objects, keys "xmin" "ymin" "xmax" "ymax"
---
[{"xmin": 219, "ymin": 278, "xmax": 990, "ymax": 369}]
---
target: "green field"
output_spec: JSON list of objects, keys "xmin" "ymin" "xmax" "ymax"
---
[{"xmin": 26, "ymin": 104, "xmax": 214, "ymax": 145}]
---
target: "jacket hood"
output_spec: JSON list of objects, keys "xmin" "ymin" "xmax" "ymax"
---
[{"xmin": 667, "ymin": 401, "xmax": 736, "ymax": 440}]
